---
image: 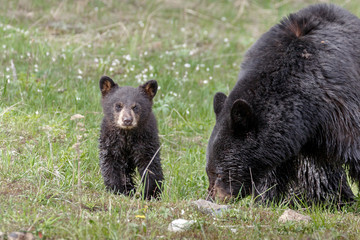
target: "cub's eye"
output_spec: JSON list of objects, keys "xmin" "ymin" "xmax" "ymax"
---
[
  {"xmin": 115, "ymin": 104, "xmax": 123, "ymax": 111},
  {"xmin": 132, "ymin": 105, "xmax": 139, "ymax": 111}
]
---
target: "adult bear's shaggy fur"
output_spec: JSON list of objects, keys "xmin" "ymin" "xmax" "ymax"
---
[{"xmin": 206, "ymin": 4, "xmax": 360, "ymax": 205}]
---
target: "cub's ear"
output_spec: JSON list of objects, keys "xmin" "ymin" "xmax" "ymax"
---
[
  {"xmin": 140, "ymin": 80, "xmax": 158, "ymax": 100},
  {"xmin": 99, "ymin": 76, "xmax": 117, "ymax": 97},
  {"xmin": 213, "ymin": 92, "xmax": 227, "ymax": 117},
  {"xmin": 231, "ymin": 99, "xmax": 253, "ymax": 128}
]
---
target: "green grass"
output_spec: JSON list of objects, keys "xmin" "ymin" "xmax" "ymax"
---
[{"xmin": 1, "ymin": 0, "xmax": 360, "ymax": 239}]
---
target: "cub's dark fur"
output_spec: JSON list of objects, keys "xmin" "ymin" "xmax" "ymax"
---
[
  {"xmin": 206, "ymin": 4, "xmax": 360, "ymax": 204},
  {"xmin": 99, "ymin": 76, "xmax": 163, "ymax": 199}
]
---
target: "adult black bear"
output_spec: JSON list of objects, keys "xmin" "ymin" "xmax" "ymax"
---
[
  {"xmin": 206, "ymin": 4, "xmax": 360, "ymax": 204},
  {"xmin": 99, "ymin": 76, "xmax": 163, "ymax": 199}
]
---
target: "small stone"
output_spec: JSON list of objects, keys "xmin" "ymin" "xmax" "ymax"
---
[
  {"xmin": 192, "ymin": 199, "xmax": 230, "ymax": 217},
  {"xmin": 278, "ymin": 209, "xmax": 311, "ymax": 223},
  {"xmin": 7, "ymin": 232, "xmax": 35, "ymax": 240},
  {"xmin": 168, "ymin": 219, "xmax": 196, "ymax": 232}
]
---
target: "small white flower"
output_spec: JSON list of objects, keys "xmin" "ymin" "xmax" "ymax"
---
[
  {"xmin": 109, "ymin": 67, "xmax": 114, "ymax": 72},
  {"xmin": 123, "ymin": 54, "xmax": 131, "ymax": 61},
  {"xmin": 78, "ymin": 69, "xmax": 83, "ymax": 74},
  {"xmin": 94, "ymin": 58, "xmax": 99, "ymax": 63},
  {"xmin": 203, "ymin": 80, "xmax": 208, "ymax": 84},
  {"xmin": 221, "ymin": 16, "xmax": 227, "ymax": 21},
  {"xmin": 224, "ymin": 38, "xmax": 229, "ymax": 43},
  {"xmin": 184, "ymin": 63, "xmax": 191, "ymax": 68}
]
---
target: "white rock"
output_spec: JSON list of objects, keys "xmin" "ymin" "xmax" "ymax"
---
[
  {"xmin": 278, "ymin": 209, "xmax": 311, "ymax": 223},
  {"xmin": 168, "ymin": 219, "xmax": 196, "ymax": 232},
  {"xmin": 192, "ymin": 199, "xmax": 230, "ymax": 217}
]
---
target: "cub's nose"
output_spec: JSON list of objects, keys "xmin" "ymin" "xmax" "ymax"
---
[{"xmin": 122, "ymin": 117, "xmax": 133, "ymax": 126}]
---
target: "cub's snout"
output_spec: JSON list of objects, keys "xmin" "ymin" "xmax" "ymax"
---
[{"xmin": 115, "ymin": 105, "xmax": 138, "ymax": 129}]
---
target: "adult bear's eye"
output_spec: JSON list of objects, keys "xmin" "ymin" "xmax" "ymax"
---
[{"xmin": 115, "ymin": 103, "xmax": 123, "ymax": 111}]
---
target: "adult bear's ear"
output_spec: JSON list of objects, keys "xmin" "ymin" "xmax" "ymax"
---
[
  {"xmin": 140, "ymin": 80, "xmax": 158, "ymax": 100},
  {"xmin": 231, "ymin": 99, "xmax": 253, "ymax": 129},
  {"xmin": 213, "ymin": 92, "xmax": 227, "ymax": 117},
  {"xmin": 100, "ymin": 76, "xmax": 117, "ymax": 97}
]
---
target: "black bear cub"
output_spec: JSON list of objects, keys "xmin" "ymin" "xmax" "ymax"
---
[{"xmin": 99, "ymin": 76, "xmax": 163, "ymax": 199}]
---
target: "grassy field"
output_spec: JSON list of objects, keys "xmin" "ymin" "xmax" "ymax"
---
[{"xmin": 1, "ymin": 0, "xmax": 360, "ymax": 239}]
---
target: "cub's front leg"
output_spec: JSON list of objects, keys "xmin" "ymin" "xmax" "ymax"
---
[
  {"xmin": 135, "ymin": 145, "xmax": 164, "ymax": 199},
  {"xmin": 99, "ymin": 148, "xmax": 135, "ymax": 195}
]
